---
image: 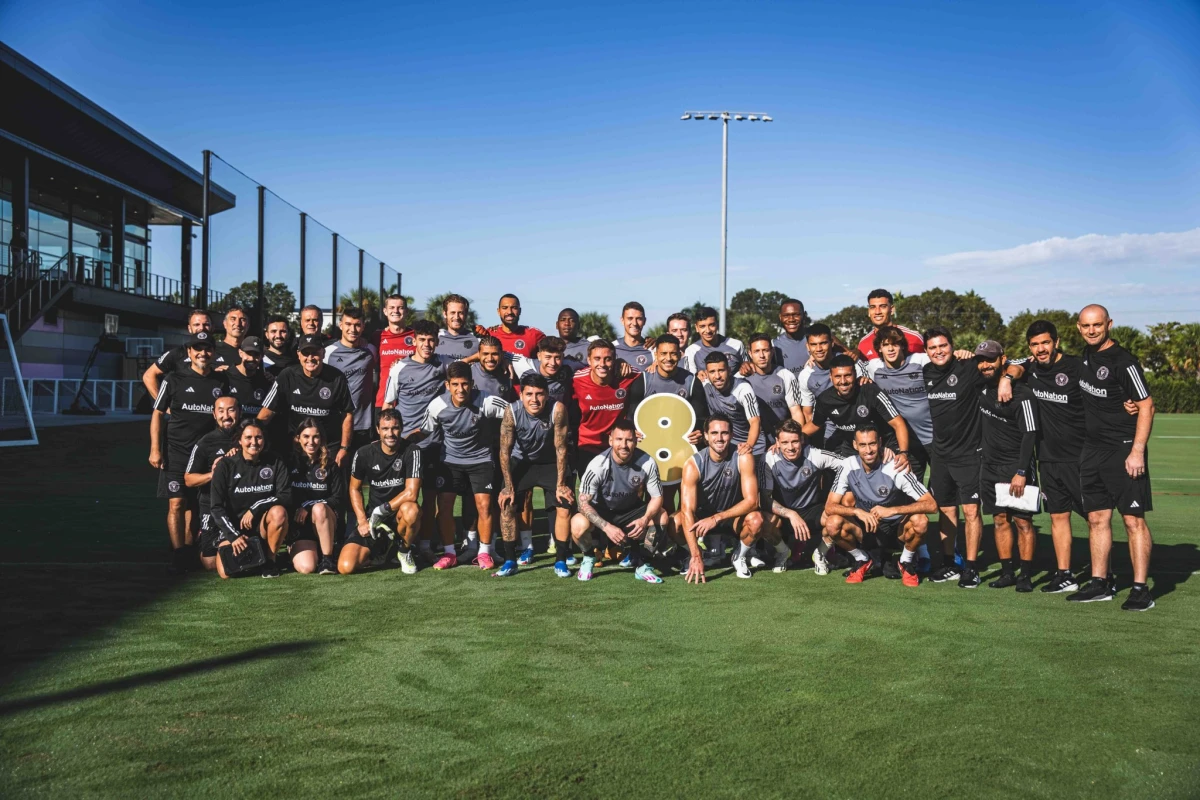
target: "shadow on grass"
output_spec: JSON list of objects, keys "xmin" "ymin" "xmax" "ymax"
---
[{"xmin": 0, "ymin": 641, "xmax": 323, "ymax": 717}]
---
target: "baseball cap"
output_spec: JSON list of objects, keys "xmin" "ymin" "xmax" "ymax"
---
[
  {"xmin": 186, "ymin": 330, "xmax": 215, "ymax": 349},
  {"xmin": 239, "ymin": 336, "xmax": 264, "ymax": 355},
  {"xmin": 296, "ymin": 334, "xmax": 324, "ymax": 354},
  {"xmin": 974, "ymin": 340, "xmax": 1004, "ymax": 359}
]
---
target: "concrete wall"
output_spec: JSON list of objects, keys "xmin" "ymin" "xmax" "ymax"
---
[{"xmin": 13, "ymin": 308, "xmax": 184, "ymax": 380}]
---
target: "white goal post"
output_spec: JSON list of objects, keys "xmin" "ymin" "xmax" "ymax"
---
[{"xmin": 0, "ymin": 313, "xmax": 38, "ymax": 447}]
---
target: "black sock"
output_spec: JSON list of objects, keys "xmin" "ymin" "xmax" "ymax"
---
[
  {"xmin": 396, "ymin": 541, "xmax": 410, "ymax": 554},
  {"xmin": 502, "ymin": 540, "xmax": 517, "ymax": 563},
  {"xmin": 966, "ymin": 559, "xmax": 978, "ymax": 572},
  {"xmin": 555, "ymin": 538, "xmax": 570, "ymax": 561},
  {"xmin": 1001, "ymin": 558, "xmax": 1014, "ymax": 574},
  {"xmin": 1020, "ymin": 559, "xmax": 1033, "ymax": 576},
  {"xmin": 1132, "ymin": 581, "xmax": 1148, "ymax": 591}
]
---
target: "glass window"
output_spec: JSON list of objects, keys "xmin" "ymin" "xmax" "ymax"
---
[{"xmin": 125, "ymin": 222, "xmax": 148, "ymax": 239}]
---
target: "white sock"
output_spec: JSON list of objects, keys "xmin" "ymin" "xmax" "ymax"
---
[
  {"xmin": 774, "ymin": 540, "xmax": 790, "ymax": 555},
  {"xmin": 917, "ymin": 544, "xmax": 930, "ymax": 559},
  {"xmin": 443, "ymin": 544, "xmax": 456, "ymax": 555},
  {"xmin": 849, "ymin": 548, "xmax": 869, "ymax": 562},
  {"xmin": 737, "ymin": 542, "xmax": 753, "ymax": 560},
  {"xmin": 466, "ymin": 530, "xmax": 479, "ymax": 543},
  {"xmin": 520, "ymin": 530, "xmax": 533, "ymax": 549},
  {"xmin": 479, "ymin": 542, "xmax": 493, "ymax": 555},
  {"xmin": 900, "ymin": 547, "xmax": 916, "ymax": 564}
]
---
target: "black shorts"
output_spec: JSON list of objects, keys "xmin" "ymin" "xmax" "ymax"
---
[
  {"xmin": 980, "ymin": 461, "xmax": 1039, "ymax": 520},
  {"xmin": 928, "ymin": 454, "xmax": 981, "ymax": 508},
  {"xmin": 287, "ymin": 519, "xmax": 320, "ymax": 546},
  {"xmin": 343, "ymin": 529, "xmax": 390, "ymax": 554},
  {"xmin": 512, "ymin": 460, "xmax": 569, "ymax": 508},
  {"xmin": 777, "ymin": 503, "xmax": 824, "ymax": 543},
  {"xmin": 198, "ymin": 512, "xmax": 220, "ymax": 557},
  {"xmin": 871, "ymin": 517, "xmax": 906, "ymax": 548},
  {"xmin": 904, "ymin": 440, "xmax": 930, "ymax": 484},
  {"xmin": 572, "ymin": 447, "xmax": 605, "ymax": 482},
  {"xmin": 1081, "ymin": 445, "xmax": 1152, "ymax": 517},
  {"xmin": 437, "ymin": 461, "xmax": 497, "ymax": 496},
  {"xmin": 156, "ymin": 443, "xmax": 196, "ymax": 500},
  {"xmin": 589, "ymin": 504, "xmax": 652, "ymax": 542},
  {"xmin": 693, "ymin": 504, "xmax": 738, "ymax": 537},
  {"xmin": 1039, "ymin": 460, "xmax": 1084, "ymax": 516}
]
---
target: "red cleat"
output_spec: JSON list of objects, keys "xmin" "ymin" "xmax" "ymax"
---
[
  {"xmin": 845, "ymin": 559, "xmax": 874, "ymax": 584},
  {"xmin": 433, "ymin": 554, "xmax": 456, "ymax": 570},
  {"xmin": 900, "ymin": 560, "xmax": 920, "ymax": 587},
  {"xmin": 473, "ymin": 552, "xmax": 495, "ymax": 570}
]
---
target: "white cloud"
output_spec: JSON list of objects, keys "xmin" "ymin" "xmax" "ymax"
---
[{"xmin": 927, "ymin": 228, "xmax": 1200, "ymax": 271}]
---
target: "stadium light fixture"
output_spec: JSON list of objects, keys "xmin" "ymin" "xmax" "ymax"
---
[{"xmin": 678, "ymin": 110, "xmax": 774, "ymax": 334}]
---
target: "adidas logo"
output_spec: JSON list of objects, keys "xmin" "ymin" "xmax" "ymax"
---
[
  {"xmin": 1130, "ymin": 501, "xmax": 1140, "ymax": 508},
  {"xmin": 372, "ymin": 464, "xmax": 382, "ymax": 471},
  {"xmin": 970, "ymin": 493, "xmax": 979, "ymax": 499},
  {"xmin": 484, "ymin": 483, "xmax": 493, "ymax": 490},
  {"xmin": 234, "ymin": 473, "xmax": 241, "ymax": 479},
  {"xmin": 585, "ymin": 394, "xmax": 593, "ymax": 400},
  {"xmin": 831, "ymin": 409, "xmax": 840, "ymax": 415},
  {"xmin": 293, "ymin": 388, "xmax": 301, "ymax": 394},
  {"xmin": 185, "ymin": 386, "xmax": 195, "ymax": 393}
]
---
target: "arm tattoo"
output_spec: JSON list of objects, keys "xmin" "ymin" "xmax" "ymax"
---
[
  {"xmin": 578, "ymin": 493, "xmax": 608, "ymax": 531},
  {"xmin": 771, "ymin": 499, "xmax": 791, "ymax": 517},
  {"xmin": 553, "ymin": 403, "xmax": 569, "ymax": 486},
  {"xmin": 498, "ymin": 405, "xmax": 515, "ymax": 490}
]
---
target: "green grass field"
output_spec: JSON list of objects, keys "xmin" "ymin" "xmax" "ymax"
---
[{"xmin": 2, "ymin": 417, "xmax": 1199, "ymax": 798}]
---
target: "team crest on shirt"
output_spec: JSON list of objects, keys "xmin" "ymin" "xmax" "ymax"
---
[
  {"xmin": 463, "ymin": 341, "xmax": 472, "ymax": 350},
  {"xmin": 631, "ymin": 474, "xmax": 643, "ymax": 487},
  {"xmin": 1096, "ymin": 367, "xmax": 1109, "ymax": 380},
  {"xmin": 436, "ymin": 476, "xmax": 446, "ymax": 488},
  {"xmin": 211, "ymin": 387, "xmax": 221, "ymax": 398},
  {"xmin": 636, "ymin": 354, "xmax": 649, "ymax": 366},
  {"xmin": 801, "ymin": 465, "xmax": 813, "ymax": 477},
  {"xmin": 878, "ymin": 486, "xmax": 889, "ymax": 497},
  {"xmin": 260, "ymin": 466, "xmax": 274, "ymax": 480},
  {"xmin": 515, "ymin": 340, "xmax": 526, "ymax": 350},
  {"xmin": 616, "ymin": 389, "xmax": 627, "ymax": 399},
  {"xmin": 772, "ymin": 384, "xmax": 783, "ymax": 395},
  {"xmin": 168, "ymin": 480, "xmax": 181, "ymax": 493},
  {"xmin": 319, "ymin": 387, "xmax": 332, "ymax": 399},
  {"xmin": 314, "ymin": 467, "xmax": 327, "ymax": 480},
  {"xmin": 856, "ymin": 405, "xmax": 869, "ymax": 417},
  {"xmin": 677, "ymin": 389, "xmax": 688, "ymax": 397},
  {"xmin": 254, "ymin": 390, "xmax": 264, "ymax": 401},
  {"xmin": 947, "ymin": 375, "xmax": 958, "ymax": 387},
  {"xmin": 723, "ymin": 467, "xmax": 733, "ymax": 478},
  {"xmin": 405, "ymin": 336, "xmax": 414, "ymax": 346},
  {"xmin": 1056, "ymin": 373, "xmax": 1069, "ymax": 387}
]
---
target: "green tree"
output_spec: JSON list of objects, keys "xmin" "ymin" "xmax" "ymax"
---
[
  {"xmin": 894, "ymin": 288, "xmax": 1005, "ymax": 342},
  {"xmin": 425, "ymin": 292, "xmax": 478, "ymax": 327},
  {"xmin": 217, "ymin": 281, "xmax": 296, "ymax": 319},
  {"xmin": 1110, "ymin": 325, "xmax": 1149, "ymax": 365},
  {"xmin": 578, "ymin": 311, "xmax": 617, "ymax": 340},
  {"xmin": 1145, "ymin": 322, "xmax": 1200, "ymax": 377},
  {"xmin": 1004, "ymin": 309, "xmax": 1086, "ymax": 357},
  {"xmin": 729, "ymin": 312, "xmax": 778, "ymax": 343},
  {"xmin": 818, "ymin": 304, "xmax": 872, "ymax": 345}
]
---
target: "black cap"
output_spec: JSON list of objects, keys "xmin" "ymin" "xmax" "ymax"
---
[
  {"xmin": 975, "ymin": 339, "xmax": 1004, "ymax": 359},
  {"xmin": 296, "ymin": 334, "xmax": 324, "ymax": 354},
  {"xmin": 239, "ymin": 336, "xmax": 264, "ymax": 355},
  {"xmin": 186, "ymin": 330, "xmax": 214, "ymax": 349}
]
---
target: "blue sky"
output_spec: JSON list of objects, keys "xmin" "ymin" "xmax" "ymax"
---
[{"xmin": 4, "ymin": 0, "xmax": 1199, "ymax": 329}]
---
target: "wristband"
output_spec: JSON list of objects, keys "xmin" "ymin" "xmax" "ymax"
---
[
  {"xmin": 1000, "ymin": 374, "xmax": 1012, "ymax": 381},
  {"xmin": 1015, "ymin": 469, "xmax": 1026, "ymax": 477}
]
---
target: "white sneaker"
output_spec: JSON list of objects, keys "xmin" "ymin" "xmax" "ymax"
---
[
  {"xmin": 812, "ymin": 547, "xmax": 830, "ymax": 576},
  {"xmin": 732, "ymin": 554, "xmax": 752, "ymax": 579},
  {"xmin": 772, "ymin": 549, "xmax": 789, "ymax": 574},
  {"xmin": 750, "ymin": 555, "xmax": 767, "ymax": 569},
  {"xmin": 577, "ymin": 556, "xmax": 596, "ymax": 582},
  {"xmin": 398, "ymin": 550, "xmax": 417, "ymax": 575}
]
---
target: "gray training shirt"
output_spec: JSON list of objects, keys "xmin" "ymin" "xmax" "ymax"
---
[
  {"xmin": 763, "ymin": 446, "xmax": 844, "ymax": 511},
  {"xmin": 323, "ymin": 340, "xmax": 378, "ymax": 431},
  {"xmin": 578, "ymin": 447, "xmax": 662, "ymax": 515},
  {"xmin": 702, "ymin": 377, "xmax": 763, "ymax": 455},
  {"xmin": 832, "ymin": 456, "xmax": 928, "ymax": 522},
  {"xmin": 421, "ymin": 389, "xmax": 508, "ymax": 464},
  {"xmin": 509, "ymin": 399, "xmax": 558, "ymax": 464},
  {"xmin": 692, "ymin": 449, "xmax": 745, "ymax": 515},
  {"xmin": 383, "ymin": 356, "xmax": 447, "ymax": 449},
  {"xmin": 866, "ymin": 354, "xmax": 934, "ymax": 446}
]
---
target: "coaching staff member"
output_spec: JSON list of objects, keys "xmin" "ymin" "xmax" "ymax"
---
[{"xmin": 258, "ymin": 334, "xmax": 354, "ymax": 468}]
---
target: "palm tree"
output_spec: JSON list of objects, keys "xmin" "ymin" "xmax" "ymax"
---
[{"xmin": 578, "ymin": 311, "xmax": 617, "ymax": 340}]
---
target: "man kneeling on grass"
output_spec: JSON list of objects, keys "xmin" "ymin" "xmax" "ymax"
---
[
  {"xmin": 824, "ymin": 425, "xmax": 937, "ymax": 587},
  {"xmin": 210, "ymin": 420, "xmax": 292, "ymax": 579}
]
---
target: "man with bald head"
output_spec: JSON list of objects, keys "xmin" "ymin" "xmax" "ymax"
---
[{"xmin": 1070, "ymin": 304, "xmax": 1156, "ymax": 611}]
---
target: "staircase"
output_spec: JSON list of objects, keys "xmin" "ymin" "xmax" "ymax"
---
[{"xmin": 0, "ymin": 251, "xmax": 74, "ymax": 338}]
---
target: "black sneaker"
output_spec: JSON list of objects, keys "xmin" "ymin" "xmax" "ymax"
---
[
  {"xmin": 1015, "ymin": 573, "xmax": 1034, "ymax": 593},
  {"xmin": 167, "ymin": 547, "xmax": 189, "ymax": 575},
  {"xmin": 882, "ymin": 558, "xmax": 902, "ymax": 580},
  {"xmin": 988, "ymin": 571, "xmax": 1017, "ymax": 589},
  {"xmin": 1107, "ymin": 573, "xmax": 1118, "ymax": 595},
  {"xmin": 867, "ymin": 559, "xmax": 885, "ymax": 578},
  {"xmin": 317, "ymin": 555, "xmax": 337, "ymax": 575},
  {"xmin": 1121, "ymin": 586, "xmax": 1155, "ymax": 612},
  {"xmin": 1066, "ymin": 577, "xmax": 1113, "ymax": 603},
  {"xmin": 261, "ymin": 561, "xmax": 282, "ymax": 579},
  {"xmin": 1040, "ymin": 571, "xmax": 1078, "ymax": 594},
  {"xmin": 958, "ymin": 568, "xmax": 981, "ymax": 589},
  {"xmin": 930, "ymin": 564, "xmax": 961, "ymax": 583},
  {"xmin": 826, "ymin": 550, "xmax": 851, "ymax": 570}
]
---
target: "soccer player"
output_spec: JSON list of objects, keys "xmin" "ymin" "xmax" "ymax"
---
[
  {"xmin": 150, "ymin": 330, "xmax": 229, "ymax": 574},
  {"xmin": 667, "ymin": 312, "xmax": 691, "ymax": 351},
  {"xmin": 185, "ymin": 395, "xmax": 241, "ymax": 573},
  {"xmin": 373, "ymin": 294, "xmax": 415, "ymax": 410},
  {"xmin": 573, "ymin": 340, "xmax": 638, "ymax": 476},
  {"xmin": 225, "ymin": 336, "xmax": 272, "ymax": 418},
  {"xmin": 772, "ymin": 298, "xmax": 811, "ymax": 370},
  {"xmin": 323, "ymin": 306, "xmax": 379, "ymax": 453},
  {"xmin": 512, "ymin": 336, "xmax": 575, "ymax": 407},
  {"xmin": 674, "ymin": 414, "xmax": 767, "ymax": 582},
  {"xmin": 299, "ymin": 305, "xmax": 324, "ymax": 339},
  {"xmin": 289, "ymin": 418, "xmax": 345, "ymax": 575},
  {"xmin": 209, "ymin": 419, "xmax": 292, "ymax": 579},
  {"xmin": 488, "ymin": 293, "xmax": 545, "ymax": 355},
  {"xmin": 142, "ymin": 308, "xmax": 212, "ymax": 398},
  {"xmin": 555, "ymin": 307, "xmax": 593, "ymax": 370},
  {"xmin": 864, "ymin": 326, "xmax": 933, "ymax": 479},
  {"xmin": 701, "ymin": 352, "xmax": 762, "ymax": 456},
  {"xmin": 744, "ymin": 333, "xmax": 803, "ymax": 444},
  {"xmin": 682, "ymin": 306, "xmax": 746, "ymax": 374},
  {"xmin": 795, "ymin": 323, "xmax": 854, "ymax": 422},
  {"xmin": 613, "ymin": 301, "xmax": 654, "ymax": 373},
  {"xmin": 572, "ymin": 419, "xmax": 668, "ymax": 584},
  {"xmin": 1070, "ymin": 304, "xmax": 1156, "ymax": 610},
  {"xmin": 472, "ymin": 335, "xmax": 517, "ymax": 400},
  {"xmin": 972, "ymin": 340, "xmax": 1040, "ymax": 592},
  {"xmin": 435, "ymin": 293, "xmax": 480, "ymax": 362},
  {"xmin": 761, "ymin": 419, "xmax": 845, "ymax": 574},
  {"xmin": 825, "ymin": 425, "xmax": 936, "ymax": 587},
  {"xmin": 262, "ymin": 316, "xmax": 297, "ymax": 376},
  {"xmin": 623, "ymin": 337, "xmax": 708, "ymax": 445},
  {"xmin": 257, "ymin": 334, "xmax": 353, "ymax": 465},
  {"xmin": 856, "ymin": 289, "xmax": 924, "ymax": 361},
  {"xmin": 344, "ymin": 409, "xmax": 423, "ymax": 575},
  {"xmin": 214, "ymin": 306, "xmax": 248, "ymax": 368},
  {"xmin": 418, "ymin": 362, "xmax": 509, "ymax": 570},
  {"xmin": 497, "ymin": 373, "xmax": 574, "ymax": 576},
  {"xmin": 805, "ymin": 354, "xmax": 909, "ymax": 461}
]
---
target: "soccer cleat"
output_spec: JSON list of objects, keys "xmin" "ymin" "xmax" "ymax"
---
[
  {"xmin": 702, "ymin": 550, "xmax": 724, "ymax": 568},
  {"xmin": 811, "ymin": 548, "xmax": 830, "ymax": 576},
  {"xmin": 1041, "ymin": 571, "xmax": 1078, "ymax": 594},
  {"xmin": 433, "ymin": 553, "xmax": 457, "ymax": 570},
  {"xmin": 634, "ymin": 564, "xmax": 663, "ymax": 584},
  {"xmin": 553, "ymin": 560, "xmax": 571, "ymax": 578},
  {"xmin": 456, "ymin": 541, "xmax": 479, "ymax": 565},
  {"xmin": 899, "ymin": 560, "xmax": 919, "ymax": 588},
  {"xmin": 317, "ymin": 555, "xmax": 338, "ymax": 575},
  {"xmin": 732, "ymin": 554, "xmax": 753, "ymax": 579},
  {"xmin": 917, "ymin": 556, "xmax": 932, "ymax": 575},
  {"xmin": 517, "ymin": 546, "xmax": 535, "ymax": 566},
  {"xmin": 398, "ymin": 550, "xmax": 418, "ymax": 575},
  {"xmin": 772, "ymin": 549, "xmax": 790, "ymax": 574},
  {"xmin": 1121, "ymin": 586, "xmax": 1155, "ymax": 612},
  {"xmin": 260, "ymin": 561, "xmax": 282, "ymax": 579},
  {"xmin": 930, "ymin": 563, "xmax": 960, "ymax": 583},
  {"xmin": 577, "ymin": 556, "xmax": 596, "ymax": 581},
  {"xmin": 1015, "ymin": 573, "xmax": 1034, "ymax": 593},
  {"xmin": 1106, "ymin": 573, "xmax": 1118, "ymax": 596},
  {"xmin": 988, "ymin": 571, "xmax": 1017, "ymax": 589},
  {"xmin": 957, "ymin": 568, "xmax": 981, "ymax": 589},
  {"xmin": 882, "ymin": 558, "xmax": 902, "ymax": 580},
  {"xmin": 473, "ymin": 552, "xmax": 495, "ymax": 570},
  {"xmin": 1067, "ymin": 577, "xmax": 1114, "ymax": 603},
  {"xmin": 566, "ymin": 554, "xmax": 578, "ymax": 567},
  {"xmin": 845, "ymin": 559, "xmax": 874, "ymax": 584},
  {"xmin": 492, "ymin": 560, "xmax": 519, "ymax": 578},
  {"xmin": 749, "ymin": 554, "xmax": 767, "ymax": 569}
]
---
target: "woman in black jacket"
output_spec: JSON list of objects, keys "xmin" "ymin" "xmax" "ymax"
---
[
  {"xmin": 210, "ymin": 419, "xmax": 292, "ymax": 578},
  {"xmin": 289, "ymin": 418, "xmax": 345, "ymax": 576}
]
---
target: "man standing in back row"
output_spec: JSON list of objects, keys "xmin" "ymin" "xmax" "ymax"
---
[
  {"xmin": 1069, "ymin": 304, "xmax": 1156, "ymax": 611},
  {"xmin": 857, "ymin": 289, "xmax": 924, "ymax": 361},
  {"xmin": 324, "ymin": 306, "xmax": 378, "ymax": 454}
]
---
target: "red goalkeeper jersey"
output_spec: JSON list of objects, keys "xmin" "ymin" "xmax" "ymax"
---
[{"xmin": 573, "ymin": 368, "xmax": 637, "ymax": 450}]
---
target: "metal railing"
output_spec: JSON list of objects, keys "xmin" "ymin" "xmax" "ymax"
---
[{"xmin": 1, "ymin": 378, "xmax": 146, "ymax": 416}]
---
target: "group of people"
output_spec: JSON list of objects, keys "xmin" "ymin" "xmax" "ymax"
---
[{"xmin": 144, "ymin": 288, "xmax": 1159, "ymax": 610}]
